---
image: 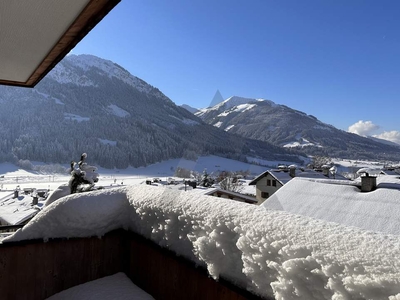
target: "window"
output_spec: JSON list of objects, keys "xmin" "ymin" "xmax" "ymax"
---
[
  {"xmin": 261, "ymin": 192, "xmax": 269, "ymax": 198},
  {"xmin": 267, "ymin": 179, "xmax": 271, "ymax": 186},
  {"xmin": 272, "ymin": 180, "xmax": 277, "ymax": 187}
]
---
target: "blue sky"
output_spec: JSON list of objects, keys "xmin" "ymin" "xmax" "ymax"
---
[{"xmin": 73, "ymin": 0, "xmax": 400, "ymax": 143}]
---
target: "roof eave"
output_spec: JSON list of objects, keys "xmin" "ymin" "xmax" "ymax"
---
[{"xmin": 0, "ymin": 0, "xmax": 120, "ymax": 88}]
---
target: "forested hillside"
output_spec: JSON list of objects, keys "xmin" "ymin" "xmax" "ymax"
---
[{"xmin": 0, "ymin": 55, "xmax": 302, "ymax": 168}]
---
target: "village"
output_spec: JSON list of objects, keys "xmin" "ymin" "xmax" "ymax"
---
[{"xmin": 2, "ymin": 160, "xmax": 399, "ymax": 238}]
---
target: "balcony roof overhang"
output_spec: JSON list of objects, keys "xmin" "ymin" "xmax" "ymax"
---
[{"xmin": 0, "ymin": 0, "xmax": 120, "ymax": 88}]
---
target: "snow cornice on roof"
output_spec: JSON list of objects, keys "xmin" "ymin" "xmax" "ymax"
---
[{"xmin": 0, "ymin": 0, "xmax": 120, "ymax": 88}]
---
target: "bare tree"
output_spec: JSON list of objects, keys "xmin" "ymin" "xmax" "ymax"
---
[
  {"xmin": 309, "ymin": 156, "xmax": 332, "ymax": 169},
  {"xmin": 218, "ymin": 172, "xmax": 244, "ymax": 193}
]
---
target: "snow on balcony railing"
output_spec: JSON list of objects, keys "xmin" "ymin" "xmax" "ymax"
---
[{"xmin": 2, "ymin": 185, "xmax": 400, "ymax": 299}]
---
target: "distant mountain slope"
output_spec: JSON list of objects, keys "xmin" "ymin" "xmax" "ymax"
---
[
  {"xmin": 0, "ymin": 55, "xmax": 302, "ymax": 168},
  {"xmin": 181, "ymin": 104, "xmax": 199, "ymax": 114},
  {"xmin": 367, "ymin": 136, "xmax": 400, "ymax": 147},
  {"xmin": 195, "ymin": 96, "xmax": 400, "ymax": 161}
]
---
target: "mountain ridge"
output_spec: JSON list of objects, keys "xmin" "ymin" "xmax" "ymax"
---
[{"xmin": 195, "ymin": 96, "xmax": 400, "ymax": 161}]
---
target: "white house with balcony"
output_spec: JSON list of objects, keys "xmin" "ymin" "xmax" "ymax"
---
[{"xmin": 249, "ymin": 166, "xmax": 347, "ymax": 204}]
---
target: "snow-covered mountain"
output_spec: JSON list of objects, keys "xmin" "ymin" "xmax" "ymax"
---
[
  {"xmin": 48, "ymin": 54, "xmax": 168, "ymax": 99},
  {"xmin": 197, "ymin": 96, "xmax": 270, "ymax": 117},
  {"xmin": 0, "ymin": 55, "xmax": 302, "ymax": 168},
  {"xmin": 195, "ymin": 96, "xmax": 400, "ymax": 161}
]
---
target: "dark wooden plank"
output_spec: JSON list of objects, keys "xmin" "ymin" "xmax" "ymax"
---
[
  {"xmin": 0, "ymin": 230, "xmax": 127, "ymax": 300},
  {"xmin": 0, "ymin": 230, "xmax": 270, "ymax": 300},
  {"xmin": 127, "ymin": 232, "xmax": 267, "ymax": 300}
]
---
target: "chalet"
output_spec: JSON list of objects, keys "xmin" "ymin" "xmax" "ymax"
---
[
  {"xmin": 249, "ymin": 170, "xmax": 288, "ymax": 204},
  {"xmin": 249, "ymin": 166, "xmax": 349, "ymax": 204}
]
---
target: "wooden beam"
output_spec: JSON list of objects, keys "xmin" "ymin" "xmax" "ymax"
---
[{"xmin": 0, "ymin": 0, "xmax": 120, "ymax": 88}]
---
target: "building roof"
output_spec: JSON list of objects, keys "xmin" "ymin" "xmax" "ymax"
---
[
  {"xmin": 249, "ymin": 168, "xmax": 344, "ymax": 186},
  {"xmin": 204, "ymin": 188, "xmax": 258, "ymax": 203},
  {"xmin": 0, "ymin": 191, "xmax": 45, "ymax": 225},
  {"xmin": 262, "ymin": 176, "xmax": 400, "ymax": 235},
  {"xmin": 380, "ymin": 169, "xmax": 399, "ymax": 176},
  {"xmin": 249, "ymin": 170, "xmax": 289, "ymax": 186},
  {"xmin": 0, "ymin": 0, "xmax": 120, "ymax": 87},
  {"xmin": 184, "ymin": 186, "xmax": 257, "ymax": 203}
]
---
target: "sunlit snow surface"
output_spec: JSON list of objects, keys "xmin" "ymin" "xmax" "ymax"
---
[
  {"xmin": 3, "ymin": 185, "xmax": 400, "ymax": 299},
  {"xmin": 46, "ymin": 272, "xmax": 154, "ymax": 300},
  {"xmin": 263, "ymin": 177, "xmax": 400, "ymax": 235}
]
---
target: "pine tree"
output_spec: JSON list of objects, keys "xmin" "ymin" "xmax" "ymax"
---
[{"xmin": 200, "ymin": 169, "xmax": 213, "ymax": 187}]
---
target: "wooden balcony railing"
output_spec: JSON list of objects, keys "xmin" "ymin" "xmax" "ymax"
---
[{"xmin": 0, "ymin": 229, "xmax": 267, "ymax": 300}]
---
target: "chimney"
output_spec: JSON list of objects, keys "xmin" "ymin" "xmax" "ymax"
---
[
  {"xmin": 289, "ymin": 165, "xmax": 296, "ymax": 178},
  {"xmin": 361, "ymin": 173, "xmax": 377, "ymax": 192},
  {"xmin": 32, "ymin": 189, "xmax": 38, "ymax": 205}
]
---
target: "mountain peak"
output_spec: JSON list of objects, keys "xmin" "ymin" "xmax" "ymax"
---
[
  {"xmin": 47, "ymin": 54, "xmax": 167, "ymax": 100},
  {"xmin": 224, "ymin": 96, "xmax": 264, "ymax": 108},
  {"xmin": 210, "ymin": 96, "xmax": 275, "ymax": 112},
  {"xmin": 195, "ymin": 96, "xmax": 270, "ymax": 118},
  {"xmin": 209, "ymin": 90, "xmax": 224, "ymax": 107},
  {"xmin": 66, "ymin": 54, "xmax": 115, "ymax": 69}
]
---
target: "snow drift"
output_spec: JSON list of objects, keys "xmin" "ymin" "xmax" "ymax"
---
[{"xmin": 3, "ymin": 185, "xmax": 400, "ymax": 299}]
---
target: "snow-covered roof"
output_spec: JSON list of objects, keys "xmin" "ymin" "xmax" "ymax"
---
[
  {"xmin": 380, "ymin": 169, "xmax": 399, "ymax": 176},
  {"xmin": 249, "ymin": 168, "xmax": 339, "ymax": 186},
  {"xmin": 0, "ymin": 191, "xmax": 44, "ymax": 225},
  {"xmin": 269, "ymin": 170, "xmax": 293, "ymax": 185},
  {"xmin": 249, "ymin": 170, "xmax": 290, "ymax": 185},
  {"xmin": 203, "ymin": 188, "xmax": 257, "ymax": 203},
  {"xmin": 262, "ymin": 177, "xmax": 400, "ymax": 235},
  {"xmin": 156, "ymin": 185, "xmax": 257, "ymax": 203},
  {"xmin": 353, "ymin": 173, "xmax": 400, "ymax": 188},
  {"xmin": 2, "ymin": 185, "xmax": 400, "ymax": 299}
]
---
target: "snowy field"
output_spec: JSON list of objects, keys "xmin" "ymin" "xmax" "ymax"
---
[
  {"xmin": 0, "ymin": 155, "xmax": 262, "ymax": 228},
  {"xmin": 0, "ymin": 155, "xmax": 275, "ymax": 192},
  {"xmin": 0, "ymin": 156, "xmax": 393, "ymax": 192}
]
